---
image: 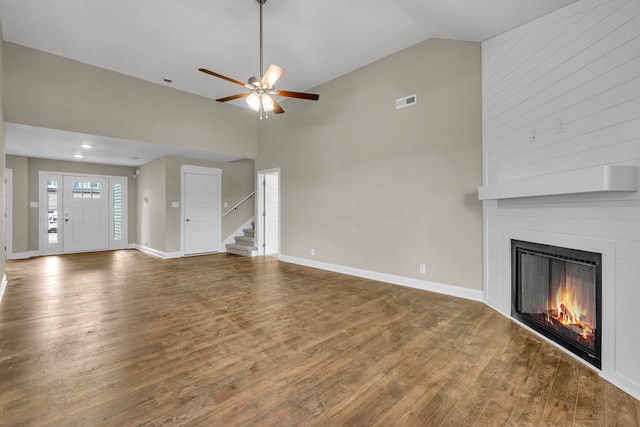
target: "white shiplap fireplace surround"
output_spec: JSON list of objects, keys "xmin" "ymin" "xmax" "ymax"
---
[{"xmin": 480, "ymin": 0, "xmax": 640, "ymax": 401}]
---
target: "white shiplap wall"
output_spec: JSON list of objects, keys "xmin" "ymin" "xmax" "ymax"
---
[{"xmin": 482, "ymin": 0, "xmax": 640, "ymax": 400}]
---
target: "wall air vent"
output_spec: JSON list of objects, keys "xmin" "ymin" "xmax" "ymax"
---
[{"xmin": 396, "ymin": 94, "xmax": 417, "ymax": 109}]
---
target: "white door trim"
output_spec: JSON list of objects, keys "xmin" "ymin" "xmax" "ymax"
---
[
  {"xmin": 256, "ymin": 168, "xmax": 281, "ymax": 257},
  {"xmin": 180, "ymin": 165, "xmax": 223, "ymax": 256}
]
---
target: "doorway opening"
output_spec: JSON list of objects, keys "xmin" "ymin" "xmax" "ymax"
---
[{"xmin": 256, "ymin": 168, "xmax": 280, "ymax": 257}]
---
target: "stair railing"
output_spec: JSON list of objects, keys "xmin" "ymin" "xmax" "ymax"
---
[{"xmin": 223, "ymin": 191, "xmax": 255, "ymax": 217}]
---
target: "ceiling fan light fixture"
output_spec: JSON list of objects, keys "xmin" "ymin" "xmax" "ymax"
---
[
  {"xmin": 246, "ymin": 92, "xmax": 261, "ymax": 111},
  {"xmin": 246, "ymin": 91, "xmax": 275, "ymax": 113},
  {"xmin": 261, "ymin": 94, "xmax": 275, "ymax": 112}
]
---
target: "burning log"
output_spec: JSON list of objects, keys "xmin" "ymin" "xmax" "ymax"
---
[
  {"xmin": 527, "ymin": 311, "xmax": 596, "ymax": 350},
  {"xmin": 558, "ymin": 303, "xmax": 576, "ymax": 324}
]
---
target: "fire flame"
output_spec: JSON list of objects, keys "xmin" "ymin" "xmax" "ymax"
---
[{"xmin": 550, "ymin": 283, "xmax": 594, "ymax": 341}]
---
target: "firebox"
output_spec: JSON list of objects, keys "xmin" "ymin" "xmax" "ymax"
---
[{"xmin": 511, "ymin": 240, "xmax": 602, "ymax": 369}]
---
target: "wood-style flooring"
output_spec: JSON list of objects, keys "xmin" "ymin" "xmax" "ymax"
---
[{"xmin": 1, "ymin": 250, "xmax": 638, "ymax": 426}]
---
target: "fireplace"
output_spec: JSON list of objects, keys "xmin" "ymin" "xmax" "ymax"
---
[{"xmin": 511, "ymin": 240, "xmax": 602, "ymax": 369}]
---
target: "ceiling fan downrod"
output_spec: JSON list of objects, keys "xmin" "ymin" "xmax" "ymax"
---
[{"xmin": 258, "ymin": 0, "xmax": 267, "ymax": 77}]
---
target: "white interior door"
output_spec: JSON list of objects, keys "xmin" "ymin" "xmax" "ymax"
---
[
  {"xmin": 184, "ymin": 172, "xmax": 221, "ymax": 255},
  {"xmin": 264, "ymin": 173, "xmax": 279, "ymax": 255},
  {"xmin": 63, "ymin": 176, "xmax": 109, "ymax": 253}
]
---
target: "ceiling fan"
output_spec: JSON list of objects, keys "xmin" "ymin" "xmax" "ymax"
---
[{"xmin": 199, "ymin": 0, "xmax": 319, "ymax": 117}]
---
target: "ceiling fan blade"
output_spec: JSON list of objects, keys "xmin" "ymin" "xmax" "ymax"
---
[
  {"xmin": 216, "ymin": 92, "xmax": 252, "ymax": 103},
  {"xmin": 261, "ymin": 64, "xmax": 285, "ymax": 87},
  {"xmin": 199, "ymin": 68, "xmax": 252, "ymax": 88},
  {"xmin": 272, "ymin": 98, "xmax": 285, "ymax": 114},
  {"xmin": 273, "ymin": 90, "xmax": 320, "ymax": 101}
]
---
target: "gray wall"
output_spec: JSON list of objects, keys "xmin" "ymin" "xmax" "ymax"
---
[
  {"xmin": 256, "ymin": 38, "xmax": 483, "ymax": 290},
  {"xmin": 164, "ymin": 157, "xmax": 255, "ymax": 253},
  {"xmin": 137, "ymin": 156, "xmax": 254, "ymax": 254},
  {"xmin": 8, "ymin": 156, "xmax": 138, "ymax": 252},
  {"xmin": 137, "ymin": 157, "xmax": 167, "ymax": 251},
  {"xmin": 2, "ymin": 42, "xmax": 257, "ymax": 160},
  {"xmin": 5, "ymin": 156, "xmax": 28, "ymax": 253}
]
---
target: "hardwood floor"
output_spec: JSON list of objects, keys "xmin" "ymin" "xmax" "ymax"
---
[{"xmin": 1, "ymin": 250, "xmax": 638, "ymax": 426}]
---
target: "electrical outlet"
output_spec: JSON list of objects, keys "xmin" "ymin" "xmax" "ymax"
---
[
  {"xmin": 556, "ymin": 116, "xmax": 566, "ymax": 133},
  {"xmin": 530, "ymin": 129, "xmax": 538, "ymax": 143},
  {"xmin": 311, "ymin": 248, "xmax": 315, "ymax": 256},
  {"xmin": 419, "ymin": 264, "xmax": 426, "ymax": 274}
]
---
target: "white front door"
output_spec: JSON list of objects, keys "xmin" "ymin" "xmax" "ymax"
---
[
  {"xmin": 264, "ymin": 173, "xmax": 279, "ymax": 255},
  {"xmin": 63, "ymin": 176, "xmax": 110, "ymax": 253},
  {"xmin": 184, "ymin": 171, "xmax": 221, "ymax": 255}
]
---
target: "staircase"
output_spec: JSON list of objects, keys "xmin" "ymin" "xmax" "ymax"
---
[{"xmin": 225, "ymin": 222, "xmax": 257, "ymax": 256}]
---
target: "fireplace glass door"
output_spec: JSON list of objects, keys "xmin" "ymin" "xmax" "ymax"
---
[{"xmin": 512, "ymin": 240, "xmax": 602, "ymax": 368}]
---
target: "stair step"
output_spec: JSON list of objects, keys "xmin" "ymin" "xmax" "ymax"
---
[
  {"xmin": 226, "ymin": 221, "xmax": 257, "ymax": 256},
  {"xmin": 226, "ymin": 243, "xmax": 257, "ymax": 257},
  {"xmin": 235, "ymin": 235, "xmax": 255, "ymax": 245}
]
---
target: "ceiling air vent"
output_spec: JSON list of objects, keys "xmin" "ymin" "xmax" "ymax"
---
[{"xmin": 396, "ymin": 94, "xmax": 417, "ymax": 110}]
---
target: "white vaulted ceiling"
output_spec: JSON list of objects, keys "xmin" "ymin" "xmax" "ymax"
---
[{"xmin": 0, "ymin": 0, "xmax": 578, "ymax": 166}]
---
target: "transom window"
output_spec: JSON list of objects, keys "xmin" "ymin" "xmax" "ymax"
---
[{"xmin": 73, "ymin": 181, "xmax": 101, "ymax": 199}]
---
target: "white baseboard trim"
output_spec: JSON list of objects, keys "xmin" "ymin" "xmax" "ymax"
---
[
  {"xmin": 600, "ymin": 372, "xmax": 640, "ymax": 402},
  {"xmin": 0, "ymin": 274, "xmax": 7, "ymax": 305},
  {"xmin": 278, "ymin": 255, "xmax": 483, "ymax": 302},
  {"xmin": 8, "ymin": 251, "xmax": 38, "ymax": 260},
  {"xmin": 8, "ymin": 247, "xmax": 138, "ymax": 259},
  {"xmin": 222, "ymin": 215, "xmax": 256, "ymax": 248},
  {"xmin": 135, "ymin": 245, "xmax": 182, "ymax": 259}
]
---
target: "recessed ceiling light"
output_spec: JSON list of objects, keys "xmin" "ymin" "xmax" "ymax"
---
[
  {"xmin": 163, "ymin": 77, "xmax": 173, "ymax": 83},
  {"xmin": 74, "ymin": 154, "xmax": 83, "ymax": 158},
  {"xmin": 81, "ymin": 144, "xmax": 92, "ymax": 149}
]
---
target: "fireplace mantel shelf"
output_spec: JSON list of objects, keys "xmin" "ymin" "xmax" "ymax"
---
[{"xmin": 478, "ymin": 165, "xmax": 638, "ymax": 200}]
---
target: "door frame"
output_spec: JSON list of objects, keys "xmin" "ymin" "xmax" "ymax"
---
[
  {"xmin": 38, "ymin": 171, "xmax": 128, "ymax": 255},
  {"xmin": 256, "ymin": 168, "xmax": 281, "ymax": 257},
  {"xmin": 180, "ymin": 165, "xmax": 222, "ymax": 256},
  {"xmin": 5, "ymin": 168, "xmax": 12, "ymax": 259}
]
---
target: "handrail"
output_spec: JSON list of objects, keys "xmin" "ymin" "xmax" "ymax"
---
[{"xmin": 223, "ymin": 191, "xmax": 255, "ymax": 217}]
